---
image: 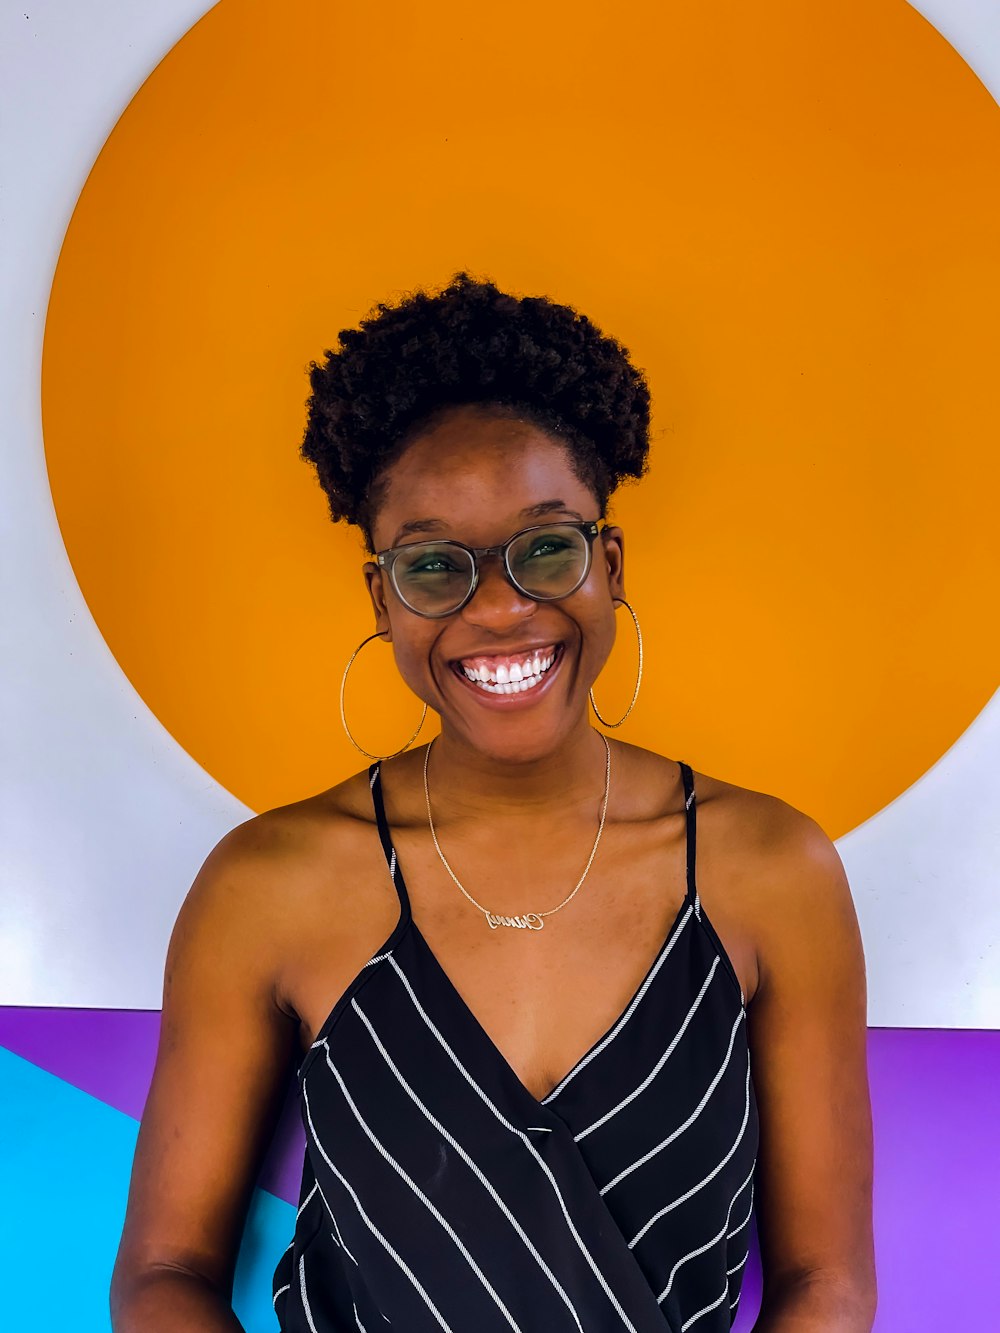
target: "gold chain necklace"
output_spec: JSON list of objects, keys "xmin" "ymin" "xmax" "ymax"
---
[{"xmin": 422, "ymin": 732, "xmax": 612, "ymax": 931}]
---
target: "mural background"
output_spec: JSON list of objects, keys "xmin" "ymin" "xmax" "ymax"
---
[{"xmin": 1, "ymin": 2, "xmax": 997, "ymax": 1328}]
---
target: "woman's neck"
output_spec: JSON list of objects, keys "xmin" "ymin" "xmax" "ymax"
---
[{"xmin": 422, "ymin": 718, "xmax": 611, "ymax": 822}]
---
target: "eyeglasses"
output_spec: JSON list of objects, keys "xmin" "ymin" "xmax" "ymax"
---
[{"xmin": 376, "ymin": 520, "xmax": 608, "ymax": 618}]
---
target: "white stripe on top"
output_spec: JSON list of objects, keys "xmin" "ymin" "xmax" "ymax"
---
[
  {"xmin": 321, "ymin": 1041, "xmax": 525, "ymax": 1332},
  {"xmin": 301, "ymin": 1079, "xmax": 456, "ymax": 1332},
  {"xmin": 541, "ymin": 903, "xmax": 695, "ymax": 1104},
  {"xmin": 351, "ymin": 997, "xmax": 587, "ymax": 1333},
  {"xmin": 601, "ymin": 1006, "xmax": 746, "ymax": 1195},
  {"xmin": 574, "ymin": 957, "xmax": 721, "ymax": 1142},
  {"xmin": 387, "ymin": 953, "xmax": 645, "ymax": 1333},
  {"xmin": 629, "ymin": 1058, "xmax": 753, "ymax": 1249}
]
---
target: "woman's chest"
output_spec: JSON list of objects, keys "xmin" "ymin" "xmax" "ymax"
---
[{"xmin": 283, "ymin": 808, "xmax": 759, "ymax": 1098}]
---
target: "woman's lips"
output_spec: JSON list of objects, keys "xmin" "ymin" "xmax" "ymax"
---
[{"xmin": 449, "ymin": 642, "xmax": 565, "ymax": 707}]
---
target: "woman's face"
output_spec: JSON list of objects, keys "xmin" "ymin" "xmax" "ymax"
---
[{"xmin": 363, "ymin": 405, "xmax": 625, "ymax": 763}]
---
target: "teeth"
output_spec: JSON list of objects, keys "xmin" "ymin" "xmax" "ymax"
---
[{"xmin": 460, "ymin": 649, "xmax": 558, "ymax": 695}]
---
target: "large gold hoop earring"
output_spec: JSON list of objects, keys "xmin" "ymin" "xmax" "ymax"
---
[
  {"xmin": 590, "ymin": 597, "xmax": 643, "ymax": 728},
  {"xmin": 340, "ymin": 629, "xmax": 428, "ymax": 760}
]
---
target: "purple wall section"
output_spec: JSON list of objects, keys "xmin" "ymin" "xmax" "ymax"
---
[
  {"xmin": 0, "ymin": 1006, "xmax": 302, "ymax": 1202},
  {"xmin": 865, "ymin": 1028, "xmax": 999, "ymax": 1327},
  {"xmin": 1, "ymin": 1007, "xmax": 996, "ymax": 1328}
]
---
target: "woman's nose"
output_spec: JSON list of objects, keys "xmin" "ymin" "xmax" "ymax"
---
[{"xmin": 460, "ymin": 553, "xmax": 536, "ymax": 629}]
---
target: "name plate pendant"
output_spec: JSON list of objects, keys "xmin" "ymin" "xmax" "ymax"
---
[{"xmin": 485, "ymin": 911, "xmax": 545, "ymax": 931}]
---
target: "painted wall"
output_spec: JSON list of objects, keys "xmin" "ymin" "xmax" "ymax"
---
[{"xmin": 1, "ymin": 2, "xmax": 997, "ymax": 1328}]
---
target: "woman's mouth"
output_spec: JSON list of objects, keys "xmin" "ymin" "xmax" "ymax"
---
[{"xmin": 449, "ymin": 642, "xmax": 564, "ymax": 701}]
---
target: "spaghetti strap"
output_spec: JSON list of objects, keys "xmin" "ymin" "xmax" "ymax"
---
[
  {"xmin": 367, "ymin": 761, "xmax": 410, "ymax": 916},
  {"xmin": 678, "ymin": 759, "xmax": 700, "ymax": 919}
]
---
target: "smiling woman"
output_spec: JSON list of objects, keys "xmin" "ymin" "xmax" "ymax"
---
[{"xmin": 110, "ymin": 272, "xmax": 876, "ymax": 1333}]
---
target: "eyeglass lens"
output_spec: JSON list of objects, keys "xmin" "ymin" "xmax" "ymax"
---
[{"xmin": 391, "ymin": 524, "xmax": 590, "ymax": 615}]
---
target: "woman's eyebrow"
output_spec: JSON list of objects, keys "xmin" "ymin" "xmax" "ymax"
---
[
  {"xmin": 391, "ymin": 501, "xmax": 583, "ymax": 547},
  {"xmin": 392, "ymin": 517, "xmax": 449, "ymax": 542},
  {"xmin": 521, "ymin": 500, "xmax": 584, "ymax": 521}
]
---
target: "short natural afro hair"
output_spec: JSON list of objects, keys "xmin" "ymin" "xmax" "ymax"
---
[{"xmin": 299, "ymin": 270, "xmax": 652, "ymax": 552}]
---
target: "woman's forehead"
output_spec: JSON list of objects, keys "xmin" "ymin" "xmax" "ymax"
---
[{"xmin": 374, "ymin": 420, "xmax": 595, "ymax": 544}]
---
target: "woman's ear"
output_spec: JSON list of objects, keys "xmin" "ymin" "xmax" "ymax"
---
[
  {"xmin": 362, "ymin": 562, "xmax": 392, "ymax": 641},
  {"xmin": 601, "ymin": 525, "xmax": 626, "ymax": 603}
]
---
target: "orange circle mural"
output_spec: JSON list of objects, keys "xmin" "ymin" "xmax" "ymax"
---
[{"xmin": 42, "ymin": 0, "xmax": 1000, "ymax": 833}]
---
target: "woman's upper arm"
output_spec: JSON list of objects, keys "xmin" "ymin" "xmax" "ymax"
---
[
  {"xmin": 112, "ymin": 817, "xmax": 301, "ymax": 1299},
  {"xmin": 745, "ymin": 799, "xmax": 877, "ymax": 1316}
]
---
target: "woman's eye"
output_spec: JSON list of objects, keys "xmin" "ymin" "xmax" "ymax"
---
[
  {"xmin": 409, "ymin": 557, "xmax": 456, "ymax": 574},
  {"xmin": 528, "ymin": 539, "xmax": 569, "ymax": 557}
]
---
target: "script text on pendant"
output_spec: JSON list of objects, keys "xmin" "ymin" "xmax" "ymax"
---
[{"xmin": 485, "ymin": 911, "xmax": 544, "ymax": 930}]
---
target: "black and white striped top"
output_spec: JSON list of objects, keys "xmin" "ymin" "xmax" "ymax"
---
[{"xmin": 273, "ymin": 758, "xmax": 759, "ymax": 1332}]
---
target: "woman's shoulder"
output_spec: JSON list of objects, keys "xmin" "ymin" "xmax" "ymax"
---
[
  {"xmin": 621, "ymin": 741, "xmax": 849, "ymax": 999},
  {"xmin": 616, "ymin": 736, "xmax": 797, "ymax": 834},
  {"xmin": 185, "ymin": 766, "xmax": 388, "ymax": 955},
  {"xmin": 198, "ymin": 766, "xmax": 400, "ymax": 1024},
  {"xmin": 675, "ymin": 749, "xmax": 844, "ymax": 909},
  {"xmin": 694, "ymin": 761, "xmax": 854, "ymax": 1008},
  {"xmin": 223, "ymin": 764, "xmax": 385, "ymax": 879}
]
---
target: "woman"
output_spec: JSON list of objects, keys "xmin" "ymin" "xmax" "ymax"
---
[{"xmin": 110, "ymin": 273, "xmax": 876, "ymax": 1331}]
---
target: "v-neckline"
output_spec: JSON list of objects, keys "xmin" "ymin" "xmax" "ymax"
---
[
  {"xmin": 406, "ymin": 898, "xmax": 694, "ymax": 1111},
  {"xmin": 369, "ymin": 755, "xmax": 696, "ymax": 1111}
]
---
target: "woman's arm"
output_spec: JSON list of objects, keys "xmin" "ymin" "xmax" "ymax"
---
[
  {"xmin": 745, "ymin": 801, "xmax": 876, "ymax": 1331},
  {"xmin": 109, "ymin": 817, "xmax": 302, "ymax": 1331}
]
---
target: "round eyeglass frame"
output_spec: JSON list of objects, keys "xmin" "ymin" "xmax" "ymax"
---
[{"xmin": 375, "ymin": 519, "xmax": 608, "ymax": 618}]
